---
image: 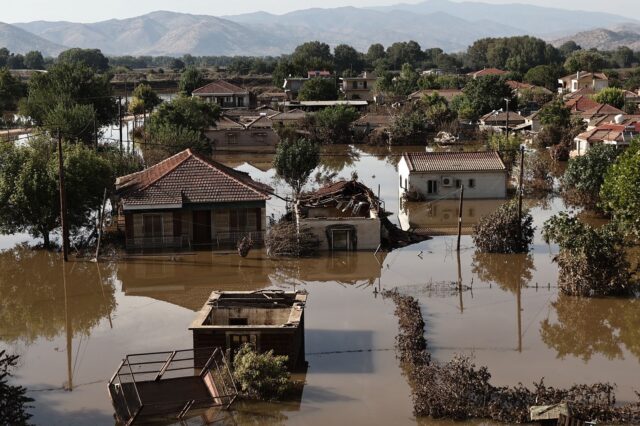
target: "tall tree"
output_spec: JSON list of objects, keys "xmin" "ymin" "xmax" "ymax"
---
[
  {"xmin": 0, "ymin": 138, "xmax": 115, "ymax": 247},
  {"xmin": 297, "ymin": 78, "xmax": 337, "ymax": 101},
  {"xmin": 564, "ymin": 50, "xmax": 608, "ymax": 73},
  {"xmin": 291, "ymin": 41, "xmax": 334, "ymax": 75},
  {"xmin": 0, "ymin": 68, "xmax": 24, "ymax": 113},
  {"xmin": 334, "ymin": 44, "xmax": 363, "ymax": 76},
  {"xmin": 58, "ymin": 48, "xmax": 109, "ymax": 72},
  {"xmin": 274, "ymin": 138, "xmax": 320, "ymax": 198},
  {"xmin": 20, "ymin": 61, "xmax": 117, "ymax": 138},
  {"xmin": 593, "ymin": 87, "xmax": 626, "ymax": 109},
  {"xmin": 462, "ymin": 75, "xmax": 515, "ymax": 118},
  {"xmin": 23, "ymin": 51, "xmax": 45, "ymax": 70},
  {"xmin": 178, "ymin": 66, "xmax": 205, "ymax": 95}
]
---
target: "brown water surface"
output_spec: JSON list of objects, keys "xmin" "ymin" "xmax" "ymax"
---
[{"xmin": 1, "ymin": 145, "xmax": 639, "ymax": 425}]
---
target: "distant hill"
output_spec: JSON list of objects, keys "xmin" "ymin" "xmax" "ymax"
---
[
  {"xmin": 369, "ymin": 0, "xmax": 638, "ymax": 36},
  {"xmin": 0, "ymin": 22, "xmax": 65, "ymax": 56},
  {"xmin": 5, "ymin": 1, "xmax": 640, "ymax": 57},
  {"xmin": 553, "ymin": 25, "xmax": 640, "ymax": 51}
]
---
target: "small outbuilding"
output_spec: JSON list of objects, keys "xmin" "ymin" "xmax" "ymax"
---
[
  {"xmin": 190, "ymin": 290, "xmax": 308, "ymax": 370},
  {"xmin": 399, "ymin": 151, "xmax": 507, "ymax": 200}
]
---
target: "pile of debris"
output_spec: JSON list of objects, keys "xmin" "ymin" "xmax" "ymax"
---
[
  {"xmin": 382, "ymin": 289, "xmax": 640, "ymax": 424},
  {"xmin": 298, "ymin": 179, "xmax": 379, "ymax": 219}
]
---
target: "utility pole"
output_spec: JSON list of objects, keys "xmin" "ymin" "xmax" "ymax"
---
[
  {"xmin": 57, "ymin": 129, "xmax": 69, "ymax": 262},
  {"xmin": 93, "ymin": 116, "xmax": 98, "ymax": 151},
  {"xmin": 118, "ymin": 96, "xmax": 123, "ymax": 154},
  {"xmin": 517, "ymin": 145, "xmax": 525, "ymax": 237},
  {"xmin": 504, "ymin": 98, "xmax": 511, "ymax": 141},
  {"xmin": 456, "ymin": 185, "xmax": 464, "ymax": 252}
]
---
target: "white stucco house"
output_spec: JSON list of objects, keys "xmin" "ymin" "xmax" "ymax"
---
[{"xmin": 399, "ymin": 151, "xmax": 508, "ymax": 200}]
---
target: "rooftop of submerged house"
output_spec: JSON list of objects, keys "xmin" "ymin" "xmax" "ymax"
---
[
  {"xmin": 402, "ymin": 151, "xmax": 506, "ymax": 173},
  {"xmin": 298, "ymin": 180, "xmax": 381, "ymax": 219},
  {"xmin": 190, "ymin": 291, "xmax": 307, "ymax": 329},
  {"xmin": 115, "ymin": 149, "xmax": 272, "ymax": 208}
]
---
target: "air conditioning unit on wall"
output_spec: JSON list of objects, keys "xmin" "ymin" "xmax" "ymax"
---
[{"xmin": 441, "ymin": 176, "xmax": 453, "ymax": 187}]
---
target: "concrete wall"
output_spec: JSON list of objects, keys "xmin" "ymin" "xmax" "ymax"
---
[
  {"xmin": 210, "ymin": 307, "xmax": 291, "ymax": 326},
  {"xmin": 300, "ymin": 216, "xmax": 381, "ymax": 250},
  {"xmin": 206, "ymin": 128, "xmax": 279, "ymax": 150},
  {"xmin": 398, "ymin": 158, "xmax": 507, "ymax": 200}
]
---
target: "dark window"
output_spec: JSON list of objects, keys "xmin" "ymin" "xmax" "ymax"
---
[
  {"xmin": 143, "ymin": 214, "xmax": 163, "ymax": 238},
  {"xmin": 428, "ymin": 180, "xmax": 438, "ymax": 194},
  {"xmin": 363, "ymin": 81, "xmax": 368, "ymax": 89},
  {"xmin": 455, "ymin": 179, "xmax": 462, "ymax": 188},
  {"xmin": 468, "ymin": 178, "xmax": 476, "ymax": 188},
  {"xmin": 352, "ymin": 81, "xmax": 358, "ymax": 89},
  {"xmin": 229, "ymin": 318, "xmax": 248, "ymax": 326}
]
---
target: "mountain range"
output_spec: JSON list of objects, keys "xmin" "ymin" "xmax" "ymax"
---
[
  {"xmin": 1, "ymin": 0, "xmax": 638, "ymax": 57},
  {"xmin": 552, "ymin": 24, "xmax": 640, "ymax": 51}
]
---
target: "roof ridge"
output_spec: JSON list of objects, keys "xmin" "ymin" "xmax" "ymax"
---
[
  {"xmin": 190, "ymin": 152, "xmax": 273, "ymax": 197},
  {"xmin": 137, "ymin": 149, "xmax": 194, "ymax": 192}
]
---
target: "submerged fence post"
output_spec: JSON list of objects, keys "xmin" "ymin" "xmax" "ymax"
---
[{"xmin": 456, "ymin": 185, "xmax": 464, "ymax": 252}]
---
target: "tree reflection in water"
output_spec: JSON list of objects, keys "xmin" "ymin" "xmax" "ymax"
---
[
  {"xmin": 541, "ymin": 295, "xmax": 640, "ymax": 362},
  {"xmin": 0, "ymin": 244, "xmax": 116, "ymax": 344},
  {"xmin": 471, "ymin": 251, "xmax": 535, "ymax": 293}
]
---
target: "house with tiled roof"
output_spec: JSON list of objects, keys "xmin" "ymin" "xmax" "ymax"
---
[
  {"xmin": 565, "ymin": 95, "xmax": 601, "ymax": 113},
  {"xmin": 192, "ymin": 80, "xmax": 250, "ymax": 109},
  {"xmin": 479, "ymin": 110, "xmax": 526, "ymax": 131},
  {"xmin": 573, "ymin": 120, "xmax": 640, "ymax": 156},
  {"xmin": 115, "ymin": 149, "xmax": 272, "ymax": 250},
  {"xmin": 399, "ymin": 151, "xmax": 507, "ymax": 200},
  {"xmin": 580, "ymin": 104, "xmax": 624, "ymax": 121},
  {"xmin": 558, "ymin": 71, "xmax": 609, "ymax": 94}
]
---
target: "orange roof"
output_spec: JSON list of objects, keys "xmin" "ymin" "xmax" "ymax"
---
[
  {"xmin": 565, "ymin": 95, "xmax": 601, "ymax": 113},
  {"xmin": 581, "ymin": 104, "xmax": 624, "ymax": 119},
  {"xmin": 402, "ymin": 151, "xmax": 506, "ymax": 173},
  {"xmin": 192, "ymin": 80, "xmax": 248, "ymax": 95},
  {"xmin": 116, "ymin": 149, "xmax": 272, "ymax": 207},
  {"xmin": 468, "ymin": 68, "xmax": 507, "ymax": 78}
]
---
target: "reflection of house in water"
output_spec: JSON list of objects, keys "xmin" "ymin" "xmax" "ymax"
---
[
  {"xmin": 399, "ymin": 199, "xmax": 504, "ymax": 235},
  {"xmin": 298, "ymin": 180, "xmax": 382, "ymax": 251},
  {"xmin": 190, "ymin": 291, "xmax": 307, "ymax": 370}
]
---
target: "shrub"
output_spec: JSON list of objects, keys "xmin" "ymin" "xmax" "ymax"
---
[
  {"xmin": 472, "ymin": 201, "xmax": 534, "ymax": 253},
  {"xmin": 265, "ymin": 221, "xmax": 319, "ymax": 257},
  {"xmin": 0, "ymin": 351, "xmax": 32, "ymax": 425},
  {"xmin": 233, "ymin": 344, "xmax": 290, "ymax": 400},
  {"xmin": 562, "ymin": 144, "xmax": 619, "ymax": 210},
  {"xmin": 543, "ymin": 213, "xmax": 636, "ymax": 296}
]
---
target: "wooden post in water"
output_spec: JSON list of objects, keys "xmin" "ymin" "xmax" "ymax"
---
[
  {"xmin": 457, "ymin": 249, "xmax": 463, "ymax": 313},
  {"xmin": 456, "ymin": 185, "xmax": 464, "ymax": 252},
  {"xmin": 57, "ymin": 129, "xmax": 69, "ymax": 262},
  {"xmin": 94, "ymin": 188, "xmax": 108, "ymax": 261},
  {"xmin": 517, "ymin": 145, "xmax": 525, "ymax": 236}
]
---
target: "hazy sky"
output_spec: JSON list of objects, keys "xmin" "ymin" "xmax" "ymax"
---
[{"xmin": 5, "ymin": 0, "xmax": 639, "ymax": 23}]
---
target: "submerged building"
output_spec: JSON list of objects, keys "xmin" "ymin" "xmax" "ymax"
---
[{"xmin": 190, "ymin": 290, "xmax": 308, "ymax": 370}]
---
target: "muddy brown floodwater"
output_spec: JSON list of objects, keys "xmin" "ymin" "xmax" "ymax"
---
[{"xmin": 1, "ymin": 145, "xmax": 639, "ymax": 425}]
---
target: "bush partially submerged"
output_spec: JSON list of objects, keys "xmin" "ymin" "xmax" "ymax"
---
[
  {"xmin": 0, "ymin": 351, "xmax": 32, "ymax": 425},
  {"xmin": 543, "ymin": 213, "xmax": 636, "ymax": 297},
  {"xmin": 382, "ymin": 290, "xmax": 640, "ymax": 423},
  {"xmin": 233, "ymin": 344, "xmax": 291, "ymax": 401},
  {"xmin": 266, "ymin": 221, "xmax": 319, "ymax": 257},
  {"xmin": 472, "ymin": 201, "xmax": 534, "ymax": 253}
]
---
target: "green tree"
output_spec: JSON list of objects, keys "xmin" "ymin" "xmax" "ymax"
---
[
  {"xmin": 0, "ymin": 138, "xmax": 114, "ymax": 247},
  {"xmin": 297, "ymin": 78, "xmax": 337, "ymax": 101},
  {"xmin": 543, "ymin": 213, "xmax": 635, "ymax": 296},
  {"xmin": 462, "ymin": 75, "xmax": 515, "ymax": 118},
  {"xmin": 420, "ymin": 92, "xmax": 456, "ymax": 128},
  {"xmin": 44, "ymin": 102, "xmax": 97, "ymax": 144},
  {"xmin": 58, "ymin": 48, "xmax": 109, "ymax": 72},
  {"xmin": 449, "ymin": 94, "xmax": 476, "ymax": 121},
  {"xmin": 600, "ymin": 139, "xmax": 640, "ymax": 238},
  {"xmin": 233, "ymin": 344, "xmax": 290, "ymax": 401},
  {"xmin": 290, "ymin": 41, "xmax": 334, "ymax": 75},
  {"xmin": 308, "ymin": 105, "xmax": 359, "ymax": 144},
  {"xmin": 558, "ymin": 41, "xmax": 581, "ymax": 58},
  {"xmin": 564, "ymin": 50, "xmax": 608, "ymax": 73},
  {"xmin": 148, "ymin": 95, "xmax": 220, "ymax": 132},
  {"xmin": 592, "ymin": 87, "xmax": 626, "ymax": 109},
  {"xmin": 386, "ymin": 41, "xmax": 423, "ymax": 69},
  {"xmin": 178, "ymin": 66, "xmax": 205, "ymax": 95},
  {"xmin": 274, "ymin": 138, "xmax": 320, "ymax": 197},
  {"xmin": 389, "ymin": 110, "xmax": 428, "ymax": 143},
  {"xmin": 562, "ymin": 144, "xmax": 619, "ymax": 210},
  {"xmin": 523, "ymin": 64, "xmax": 562, "ymax": 90},
  {"xmin": 20, "ymin": 62, "xmax": 117, "ymax": 134},
  {"xmin": 612, "ymin": 46, "xmax": 635, "ymax": 68},
  {"xmin": 366, "ymin": 43, "xmax": 386, "ymax": 66},
  {"xmin": 23, "ymin": 51, "xmax": 45, "ymax": 70},
  {"xmin": 538, "ymin": 99, "xmax": 571, "ymax": 128},
  {"xmin": 0, "ymin": 351, "xmax": 32, "ymax": 425},
  {"xmin": 131, "ymin": 83, "xmax": 162, "ymax": 118},
  {"xmin": 334, "ymin": 44, "xmax": 363, "ymax": 76},
  {"xmin": 472, "ymin": 200, "xmax": 534, "ymax": 254},
  {"xmin": 0, "ymin": 68, "xmax": 24, "ymax": 113}
]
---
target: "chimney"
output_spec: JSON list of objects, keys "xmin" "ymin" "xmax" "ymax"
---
[{"xmin": 576, "ymin": 71, "xmax": 581, "ymax": 81}]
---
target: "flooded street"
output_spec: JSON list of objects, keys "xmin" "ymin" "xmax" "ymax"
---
[{"xmin": 1, "ymin": 146, "xmax": 639, "ymax": 425}]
